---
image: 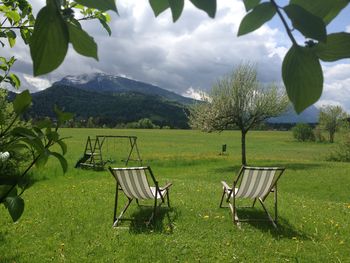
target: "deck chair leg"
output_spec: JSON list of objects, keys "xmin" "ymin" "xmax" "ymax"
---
[
  {"xmin": 166, "ymin": 191, "xmax": 170, "ymax": 208},
  {"xmin": 252, "ymin": 198, "xmax": 257, "ymax": 208},
  {"xmin": 219, "ymin": 189, "xmax": 226, "ymax": 208},
  {"xmin": 136, "ymin": 199, "xmax": 140, "ymax": 206},
  {"xmin": 258, "ymin": 198, "xmax": 277, "ymax": 228},
  {"xmin": 113, "ymin": 198, "xmax": 133, "ymax": 227},
  {"xmin": 113, "ymin": 184, "xmax": 119, "ymax": 223},
  {"xmin": 274, "ymin": 185, "xmax": 278, "ymax": 223}
]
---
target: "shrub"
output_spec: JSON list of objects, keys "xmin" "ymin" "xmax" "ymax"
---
[
  {"xmin": 314, "ymin": 125, "xmax": 326, "ymax": 142},
  {"xmin": 292, "ymin": 123, "xmax": 315, "ymax": 141},
  {"xmin": 327, "ymin": 134, "xmax": 350, "ymax": 162}
]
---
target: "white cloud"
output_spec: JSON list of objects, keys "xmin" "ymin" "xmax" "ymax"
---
[
  {"xmin": 3, "ymin": 0, "xmax": 288, "ymax": 94},
  {"xmin": 3, "ymin": 0, "xmax": 350, "ymax": 114},
  {"xmin": 318, "ymin": 63, "xmax": 350, "ymax": 113},
  {"xmin": 182, "ymin": 87, "xmax": 208, "ymax": 100},
  {"xmin": 23, "ymin": 74, "xmax": 51, "ymax": 91}
]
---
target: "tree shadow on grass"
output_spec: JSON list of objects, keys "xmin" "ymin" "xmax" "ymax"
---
[
  {"xmin": 116, "ymin": 206, "xmax": 179, "ymax": 235},
  {"xmin": 236, "ymin": 209, "xmax": 312, "ymax": 241}
]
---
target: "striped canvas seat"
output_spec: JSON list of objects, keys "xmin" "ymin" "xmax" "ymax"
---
[
  {"xmin": 109, "ymin": 166, "xmax": 172, "ymax": 227},
  {"xmin": 113, "ymin": 168, "xmax": 167, "ymax": 200},
  {"xmin": 220, "ymin": 166, "xmax": 285, "ymax": 228}
]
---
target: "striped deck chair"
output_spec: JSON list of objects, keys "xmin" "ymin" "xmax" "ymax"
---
[
  {"xmin": 219, "ymin": 165, "xmax": 285, "ymax": 228},
  {"xmin": 109, "ymin": 166, "xmax": 172, "ymax": 227}
]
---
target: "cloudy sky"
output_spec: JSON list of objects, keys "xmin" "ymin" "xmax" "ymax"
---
[{"xmin": 3, "ymin": 0, "xmax": 350, "ymax": 111}]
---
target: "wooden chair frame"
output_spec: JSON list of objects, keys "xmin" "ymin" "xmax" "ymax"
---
[
  {"xmin": 109, "ymin": 166, "xmax": 172, "ymax": 227},
  {"xmin": 219, "ymin": 166, "xmax": 285, "ymax": 228}
]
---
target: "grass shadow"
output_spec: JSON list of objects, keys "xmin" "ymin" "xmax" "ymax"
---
[
  {"xmin": 117, "ymin": 206, "xmax": 179, "ymax": 234},
  {"xmin": 236, "ymin": 209, "xmax": 312, "ymax": 241},
  {"xmin": 281, "ymin": 162, "xmax": 323, "ymax": 171},
  {"xmin": 214, "ymin": 162, "xmax": 323, "ymax": 175},
  {"xmin": 212, "ymin": 165, "xmax": 242, "ymax": 174}
]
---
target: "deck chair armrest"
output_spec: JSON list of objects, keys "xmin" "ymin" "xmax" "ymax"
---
[
  {"xmin": 221, "ymin": 181, "xmax": 231, "ymax": 191},
  {"xmin": 159, "ymin": 182, "xmax": 173, "ymax": 191}
]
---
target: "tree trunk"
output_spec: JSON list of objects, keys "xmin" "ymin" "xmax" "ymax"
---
[
  {"xmin": 330, "ymin": 131, "xmax": 334, "ymax": 143},
  {"xmin": 241, "ymin": 130, "xmax": 247, "ymax": 165}
]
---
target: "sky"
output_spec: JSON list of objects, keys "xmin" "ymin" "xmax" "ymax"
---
[{"xmin": 3, "ymin": 0, "xmax": 350, "ymax": 112}]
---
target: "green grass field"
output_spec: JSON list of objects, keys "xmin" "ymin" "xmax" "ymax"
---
[{"xmin": 1, "ymin": 128, "xmax": 349, "ymax": 262}]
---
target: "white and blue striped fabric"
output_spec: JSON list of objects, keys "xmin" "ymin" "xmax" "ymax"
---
[
  {"xmin": 111, "ymin": 167, "xmax": 165, "ymax": 200},
  {"xmin": 235, "ymin": 167, "xmax": 279, "ymax": 199}
]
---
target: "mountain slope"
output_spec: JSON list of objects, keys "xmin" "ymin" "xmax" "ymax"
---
[
  {"xmin": 54, "ymin": 73, "xmax": 195, "ymax": 105},
  {"xmin": 268, "ymin": 105, "xmax": 319, "ymax": 123},
  {"xmin": 29, "ymin": 85, "xmax": 189, "ymax": 128}
]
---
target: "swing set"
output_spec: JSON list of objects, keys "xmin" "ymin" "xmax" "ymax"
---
[{"xmin": 75, "ymin": 135, "xmax": 142, "ymax": 170}]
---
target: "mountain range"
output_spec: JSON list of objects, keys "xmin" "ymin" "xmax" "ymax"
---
[{"xmin": 7, "ymin": 73, "xmax": 320, "ymax": 127}]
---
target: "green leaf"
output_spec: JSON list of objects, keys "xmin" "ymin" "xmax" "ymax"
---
[
  {"xmin": 5, "ymin": 196, "xmax": 24, "ymax": 222},
  {"xmin": 67, "ymin": 22, "xmax": 98, "ymax": 60},
  {"xmin": 11, "ymin": 127, "xmax": 35, "ymax": 138},
  {"xmin": 6, "ymin": 10, "xmax": 21, "ymax": 23},
  {"xmin": 6, "ymin": 30, "xmax": 16, "ymax": 47},
  {"xmin": 30, "ymin": 5, "xmax": 69, "ymax": 76},
  {"xmin": 57, "ymin": 140, "xmax": 67, "ymax": 155},
  {"xmin": 50, "ymin": 152, "xmax": 68, "ymax": 173},
  {"xmin": 290, "ymin": 0, "xmax": 348, "ymax": 25},
  {"xmin": 169, "ymin": 0, "xmax": 184, "ymax": 22},
  {"xmin": 243, "ymin": 0, "xmax": 261, "ymax": 11},
  {"xmin": 284, "ymin": 4, "xmax": 326, "ymax": 42},
  {"xmin": 98, "ymin": 18, "xmax": 112, "ymax": 36},
  {"xmin": 36, "ymin": 149, "xmax": 49, "ymax": 168},
  {"xmin": 189, "ymin": 0, "xmax": 216, "ymax": 18},
  {"xmin": 314, "ymin": 32, "xmax": 350, "ymax": 62},
  {"xmin": 13, "ymin": 90, "xmax": 31, "ymax": 114},
  {"xmin": 54, "ymin": 106, "xmax": 74, "ymax": 126},
  {"xmin": 7, "ymin": 73, "xmax": 21, "ymax": 88},
  {"xmin": 74, "ymin": 0, "xmax": 118, "ymax": 13},
  {"xmin": 238, "ymin": 2, "xmax": 276, "ymax": 36},
  {"xmin": 282, "ymin": 45, "xmax": 323, "ymax": 114},
  {"xmin": 20, "ymin": 28, "xmax": 32, "ymax": 45},
  {"xmin": 149, "ymin": 0, "xmax": 170, "ymax": 16}
]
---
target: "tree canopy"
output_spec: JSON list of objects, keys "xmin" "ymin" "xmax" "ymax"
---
[{"xmin": 189, "ymin": 63, "xmax": 289, "ymax": 165}]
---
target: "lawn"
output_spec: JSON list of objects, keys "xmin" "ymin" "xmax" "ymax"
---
[{"xmin": 1, "ymin": 128, "xmax": 349, "ymax": 262}]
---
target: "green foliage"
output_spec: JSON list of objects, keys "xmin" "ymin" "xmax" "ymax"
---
[
  {"xmin": 0, "ymin": 89, "xmax": 72, "ymax": 222},
  {"xmin": 314, "ymin": 33, "xmax": 350, "ymax": 62},
  {"xmin": 327, "ymin": 134, "xmax": 350, "ymax": 162},
  {"xmin": 0, "ymin": 56, "xmax": 21, "ymax": 89},
  {"xmin": 318, "ymin": 105, "xmax": 348, "ymax": 143},
  {"xmin": 314, "ymin": 125, "xmax": 326, "ymax": 142},
  {"xmin": 30, "ymin": 4, "xmax": 69, "ymax": 76},
  {"xmin": 282, "ymin": 45, "xmax": 323, "ymax": 114},
  {"xmin": 284, "ymin": 4, "xmax": 326, "ymax": 42},
  {"xmin": 292, "ymin": 123, "xmax": 315, "ymax": 142},
  {"xmin": 238, "ymin": 3, "xmax": 276, "ymax": 36},
  {"xmin": 290, "ymin": 0, "xmax": 348, "ymax": 25},
  {"xmin": 242, "ymin": 0, "xmax": 261, "ymax": 11},
  {"xmin": 26, "ymin": 85, "xmax": 189, "ymax": 129},
  {"xmin": 190, "ymin": 63, "xmax": 289, "ymax": 164},
  {"xmin": 67, "ymin": 21, "xmax": 98, "ymax": 60},
  {"xmin": 149, "ymin": 0, "xmax": 216, "ymax": 21},
  {"xmin": 0, "ymin": 0, "xmax": 35, "ymax": 48},
  {"xmin": 74, "ymin": 0, "xmax": 118, "ymax": 13}
]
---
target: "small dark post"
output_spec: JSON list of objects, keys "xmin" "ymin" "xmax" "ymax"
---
[{"xmin": 220, "ymin": 144, "xmax": 227, "ymax": 155}]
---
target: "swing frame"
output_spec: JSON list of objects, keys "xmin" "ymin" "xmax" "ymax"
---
[
  {"xmin": 96, "ymin": 135, "xmax": 142, "ymax": 166},
  {"xmin": 77, "ymin": 135, "xmax": 142, "ymax": 170}
]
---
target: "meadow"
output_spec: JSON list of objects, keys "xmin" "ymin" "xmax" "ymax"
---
[{"xmin": 1, "ymin": 128, "xmax": 349, "ymax": 262}]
